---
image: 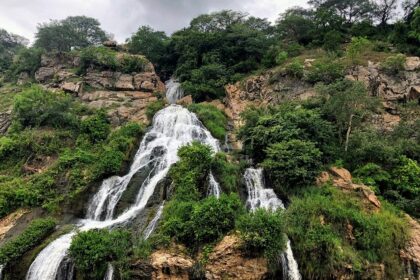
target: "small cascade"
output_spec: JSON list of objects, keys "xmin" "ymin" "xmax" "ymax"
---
[
  {"xmin": 104, "ymin": 264, "xmax": 114, "ymax": 280},
  {"xmin": 244, "ymin": 168, "xmax": 301, "ymax": 280},
  {"xmin": 165, "ymin": 79, "xmax": 184, "ymax": 104},
  {"xmin": 208, "ymin": 172, "xmax": 221, "ymax": 198},
  {"xmin": 0, "ymin": 264, "xmax": 4, "ymax": 280},
  {"xmin": 143, "ymin": 201, "xmax": 165, "ymax": 239},
  {"xmin": 27, "ymin": 80, "xmax": 221, "ymax": 280}
]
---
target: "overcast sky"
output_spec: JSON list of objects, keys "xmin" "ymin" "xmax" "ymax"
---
[{"xmin": 0, "ymin": 0, "xmax": 308, "ymax": 43}]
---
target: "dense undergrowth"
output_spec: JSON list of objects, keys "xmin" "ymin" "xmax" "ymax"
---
[{"xmin": 0, "ymin": 85, "xmax": 143, "ymax": 218}]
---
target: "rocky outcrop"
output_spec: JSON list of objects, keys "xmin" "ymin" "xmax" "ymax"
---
[
  {"xmin": 0, "ymin": 111, "xmax": 11, "ymax": 135},
  {"xmin": 0, "ymin": 209, "xmax": 30, "ymax": 242},
  {"xmin": 33, "ymin": 49, "xmax": 165, "ymax": 126},
  {"xmin": 150, "ymin": 249, "xmax": 194, "ymax": 280},
  {"xmin": 205, "ymin": 235, "xmax": 268, "ymax": 280},
  {"xmin": 318, "ymin": 167, "xmax": 381, "ymax": 210},
  {"xmin": 401, "ymin": 215, "xmax": 420, "ymax": 280}
]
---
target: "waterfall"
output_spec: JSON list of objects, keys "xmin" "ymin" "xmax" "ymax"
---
[
  {"xmin": 165, "ymin": 79, "xmax": 184, "ymax": 104},
  {"xmin": 26, "ymin": 81, "xmax": 221, "ymax": 280},
  {"xmin": 143, "ymin": 201, "xmax": 165, "ymax": 239},
  {"xmin": 0, "ymin": 264, "xmax": 4, "ymax": 280},
  {"xmin": 104, "ymin": 264, "xmax": 114, "ymax": 280},
  {"xmin": 208, "ymin": 172, "xmax": 221, "ymax": 198},
  {"xmin": 244, "ymin": 168, "xmax": 301, "ymax": 280}
]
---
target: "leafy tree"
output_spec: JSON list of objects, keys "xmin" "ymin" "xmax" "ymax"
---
[
  {"xmin": 309, "ymin": 0, "xmax": 376, "ymax": 23},
  {"xmin": 35, "ymin": 16, "xmax": 107, "ymax": 52},
  {"xmin": 276, "ymin": 7, "xmax": 316, "ymax": 45},
  {"xmin": 70, "ymin": 229, "xmax": 132, "ymax": 280},
  {"xmin": 391, "ymin": 156, "xmax": 420, "ymax": 198},
  {"xmin": 0, "ymin": 29, "xmax": 28, "ymax": 72},
  {"xmin": 236, "ymin": 209, "xmax": 286, "ymax": 260},
  {"xmin": 127, "ymin": 25, "xmax": 168, "ymax": 67},
  {"xmin": 374, "ymin": 0, "xmax": 398, "ymax": 26},
  {"xmin": 262, "ymin": 139, "xmax": 322, "ymax": 190},
  {"xmin": 319, "ymin": 80, "xmax": 380, "ymax": 151}
]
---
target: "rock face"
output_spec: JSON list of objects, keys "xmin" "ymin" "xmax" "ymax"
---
[
  {"xmin": 0, "ymin": 209, "xmax": 30, "ymax": 242},
  {"xmin": 0, "ymin": 111, "xmax": 11, "ymax": 135},
  {"xmin": 205, "ymin": 235, "xmax": 268, "ymax": 280},
  {"xmin": 33, "ymin": 51, "xmax": 165, "ymax": 126},
  {"xmin": 401, "ymin": 215, "xmax": 420, "ymax": 280},
  {"xmin": 150, "ymin": 249, "xmax": 194, "ymax": 280}
]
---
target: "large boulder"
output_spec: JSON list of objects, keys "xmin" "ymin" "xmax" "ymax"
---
[
  {"xmin": 35, "ymin": 67, "xmax": 55, "ymax": 83},
  {"xmin": 151, "ymin": 249, "xmax": 194, "ymax": 280}
]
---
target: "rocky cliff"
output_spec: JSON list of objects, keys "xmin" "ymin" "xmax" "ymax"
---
[{"xmin": 30, "ymin": 46, "xmax": 165, "ymax": 127}]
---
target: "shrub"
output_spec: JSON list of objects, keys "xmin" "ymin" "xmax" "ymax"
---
[
  {"xmin": 95, "ymin": 149, "xmax": 125, "ymax": 177},
  {"xmin": 354, "ymin": 163, "xmax": 391, "ymax": 191},
  {"xmin": 323, "ymin": 30, "xmax": 343, "ymax": 52},
  {"xmin": 391, "ymin": 156, "xmax": 420, "ymax": 198},
  {"xmin": 236, "ymin": 209, "xmax": 286, "ymax": 260},
  {"xmin": 285, "ymin": 59, "xmax": 304, "ymax": 78},
  {"xmin": 79, "ymin": 46, "xmax": 118, "ymax": 73},
  {"xmin": 286, "ymin": 186, "xmax": 409, "ymax": 279},
  {"xmin": 381, "ymin": 54, "xmax": 406, "ymax": 75},
  {"xmin": 13, "ymin": 86, "xmax": 75, "ymax": 128},
  {"xmin": 5, "ymin": 47, "xmax": 43, "ymax": 79},
  {"xmin": 161, "ymin": 193, "xmax": 244, "ymax": 246},
  {"xmin": 0, "ymin": 218, "xmax": 56, "ymax": 264},
  {"xmin": 275, "ymin": 51, "xmax": 288, "ymax": 65},
  {"xmin": 145, "ymin": 100, "xmax": 165, "ymax": 121},
  {"xmin": 188, "ymin": 103, "xmax": 227, "ymax": 140},
  {"xmin": 211, "ymin": 152, "xmax": 239, "ymax": 193},
  {"xmin": 262, "ymin": 140, "xmax": 322, "ymax": 190},
  {"xmin": 80, "ymin": 110, "xmax": 110, "ymax": 143},
  {"xmin": 346, "ymin": 37, "xmax": 372, "ymax": 65},
  {"xmin": 304, "ymin": 58, "xmax": 344, "ymax": 84},
  {"xmin": 120, "ymin": 53, "xmax": 146, "ymax": 73},
  {"xmin": 70, "ymin": 229, "xmax": 132, "ymax": 280}
]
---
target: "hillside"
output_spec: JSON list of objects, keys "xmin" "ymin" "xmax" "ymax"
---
[{"xmin": 0, "ymin": 1, "xmax": 420, "ymax": 280}]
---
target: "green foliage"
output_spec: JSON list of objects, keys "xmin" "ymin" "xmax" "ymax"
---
[
  {"xmin": 5, "ymin": 47, "xmax": 43, "ymax": 80},
  {"xmin": 0, "ymin": 218, "xmax": 56, "ymax": 264},
  {"xmin": 188, "ymin": 103, "xmax": 227, "ymax": 140},
  {"xmin": 145, "ymin": 100, "xmax": 165, "ymax": 121},
  {"xmin": 161, "ymin": 193, "xmax": 244, "ymax": 246},
  {"xmin": 133, "ymin": 238, "xmax": 152, "ymax": 260},
  {"xmin": 286, "ymin": 186, "xmax": 409, "ymax": 279},
  {"xmin": 304, "ymin": 58, "xmax": 345, "ymax": 84},
  {"xmin": 323, "ymin": 30, "xmax": 343, "ymax": 52},
  {"xmin": 381, "ymin": 54, "xmax": 407, "ymax": 75},
  {"xmin": 211, "ymin": 153, "xmax": 239, "ymax": 193},
  {"xmin": 275, "ymin": 51, "xmax": 288, "ymax": 65},
  {"xmin": 391, "ymin": 156, "xmax": 420, "ymax": 197},
  {"xmin": 262, "ymin": 140, "xmax": 322, "ymax": 190},
  {"xmin": 78, "ymin": 46, "xmax": 146, "ymax": 74},
  {"xmin": 127, "ymin": 25, "xmax": 169, "ymax": 74},
  {"xmin": 34, "ymin": 16, "xmax": 107, "ymax": 52},
  {"xmin": 0, "ymin": 28, "xmax": 27, "ymax": 73},
  {"xmin": 239, "ymin": 104, "xmax": 336, "ymax": 163},
  {"xmin": 13, "ymin": 85, "xmax": 75, "ymax": 129},
  {"xmin": 169, "ymin": 142, "xmax": 213, "ymax": 201},
  {"xmin": 346, "ymin": 37, "xmax": 372, "ymax": 64},
  {"xmin": 354, "ymin": 163, "xmax": 391, "ymax": 191},
  {"xmin": 70, "ymin": 229, "xmax": 132, "ymax": 280},
  {"xmin": 285, "ymin": 59, "xmax": 304, "ymax": 78},
  {"xmin": 80, "ymin": 110, "xmax": 110, "ymax": 143},
  {"xmin": 236, "ymin": 209, "xmax": 286, "ymax": 260}
]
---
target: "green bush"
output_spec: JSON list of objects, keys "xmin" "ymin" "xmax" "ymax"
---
[
  {"xmin": 13, "ymin": 86, "xmax": 75, "ymax": 128},
  {"xmin": 391, "ymin": 156, "xmax": 420, "ymax": 198},
  {"xmin": 262, "ymin": 140, "xmax": 322, "ymax": 190},
  {"xmin": 275, "ymin": 51, "xmax": 288, "ymax": 65},
  {"xmin": 236, "ymin": 209, "xmax": 286, "ymax": 260},
  {"xmin": 381, "ymin": 54, "xmax": 406, "ymax": 75},
  {"xmin": 323, "ymin": 30, "xmax": 343, "ymax": 52},
  {"xmin": 286, "ymin": 186, "xmax": 408, "ymax": 279},
  {"xmin": 145, "ymin": 100, "xmax": 165, "ymax": 121},
  {"xmin": 5, "ymin": 47, "xmax": 43, "ymax": 80},
  {"xmin": 285, "ymin": 59, "xmax": 304, "ymax": 78},
  {"xmin": 346, "ymin": 37, "xmax": 372, "ymax": 65},
  {"xmin": 80, "ymin": 110, "xmax": 110, "ymax": 143},
  {"xmin": 354, "ymin": 163, "xmax": 391, "ymax": 191},
  {"xmin": 0, "ymin": 218, "xmax": 56, "ymax": 264},
  {"xmin": 211, "ymin": 152, "xmax": 239, "ymax": 193},
  {"xmin": 188, "ymin": 103, "xmax": 227, "ymax": 140},
  {"xmin": 70, "ymin": 229, "xmax": 132, "ymax": 280},
  {"xmin": 161, "ymin": 193, "xmax": 244, "ymax": 246},
  {"xmin": 304, "ymin": 58, "xmax": 344, "ymax": 84},
  {"xmin": 120, "ymin": 53, "xmax": 146, "ymax": 73}
]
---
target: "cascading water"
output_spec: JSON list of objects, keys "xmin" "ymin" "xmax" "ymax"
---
[
  {"xmin": 208, "ymin": 172, "xmax": 221, "ymax": 198},
  {"xmin": 104, "ymin": 264, "xmax": 114, "ymax": 280},
  {"xmin": 244, "ymin": 168, "xmax": 301, "ymax": 280},
  {"xmin": 0, "ymin": 264, "xmax": 4, "ymax": 280},
  {"xmin": 143, "ymin": 201, "xmax": 165, "ymax": 239},
  {"xmin": 165, "ymin": 79, "xmax": 185, "ymax": 104},
  {"xmin": 26, "ymin": 82, "xmax": 221, "ymax": 280}
]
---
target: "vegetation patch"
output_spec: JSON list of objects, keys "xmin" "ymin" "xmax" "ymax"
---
[{"xmin": 188, "ymin": 103, "xmax": 227, "ymax": 140}]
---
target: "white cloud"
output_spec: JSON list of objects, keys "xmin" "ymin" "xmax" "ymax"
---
[{"xmin": 0, "ymin": 0, "xmax": 308, "ymax": 43}]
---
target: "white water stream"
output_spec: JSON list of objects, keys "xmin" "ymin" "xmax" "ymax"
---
[
  {"xmin": 0, "ymin": 264, "xmax": 4, "ymax": 280},
  {"xmin": 26, "ymin": 81, "xmax": 221, "ymax": 280},
  {"xmin": 244, "ymin": 168, "xmax": 301, "ymax": 280},
  {"xmin": 165, "ymin": 79, "xmax": 185, "ymax": 104}
]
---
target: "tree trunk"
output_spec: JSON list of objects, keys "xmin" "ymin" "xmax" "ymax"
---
[{"xmin": 345, "ymin": 114, "xmax": 354, "ymax": 152}]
